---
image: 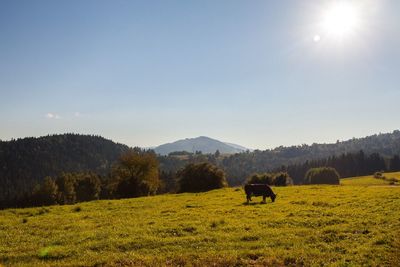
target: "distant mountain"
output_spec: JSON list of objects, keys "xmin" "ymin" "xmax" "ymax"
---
[
  {"xmin": 154, "ymin": 136, "xmax": 249, "ymax": 155},
  {"xmin": 224, "ymin": 142, "xmax": 252, "ymax": 152}
]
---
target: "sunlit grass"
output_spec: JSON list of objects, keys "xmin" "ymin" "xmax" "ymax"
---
[
  {"xmin": 342, "ymin": 171, "xmax": 400, "ymax": 186},
  {"xmin": 1, "ymin": 177, "xmax": 399, "ymax": 266}
]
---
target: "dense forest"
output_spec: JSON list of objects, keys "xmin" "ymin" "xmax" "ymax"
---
[
  {"xmin": 0, "ymin": 134, "xmax": 130, "ymax": 205},
  {"xmin": 1, "ymin": 131, "xmax": 400, "ymax": 208}
]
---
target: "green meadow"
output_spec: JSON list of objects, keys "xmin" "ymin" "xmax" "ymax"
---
[
  {"xmin": 341, "ymin": 172, "xmax": 400, "ymax": 186},
  {"xmin": 1, "ymin": 174, "xmax": 400, "ymax": 266}
]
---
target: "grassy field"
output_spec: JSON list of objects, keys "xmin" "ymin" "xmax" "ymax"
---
[
  {"xmin": 341, "ymin": 172, "xmax": 400, "ymax": 186},
  {"xmin": 1, "ymin": 176, "xmax": 400, "ymax": 266}
]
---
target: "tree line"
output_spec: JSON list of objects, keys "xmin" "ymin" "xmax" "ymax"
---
[
  {"xmin": 2, "ymin": 150, "xmax": 159, "ymax": 209},
  {"xmin": 274, "ymin": 151, "xmax": 400, "ymax": 184},
  {"xmin": 1, "ymin": 151, "xmax": 231, "ymax": 209}
]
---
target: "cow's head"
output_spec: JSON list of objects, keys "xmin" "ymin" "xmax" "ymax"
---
[{"xmin": 271, "ymin": 193, "xmax": 277, "ymax": 202}]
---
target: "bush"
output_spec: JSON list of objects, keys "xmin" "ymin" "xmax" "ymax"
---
[
  {"xmin": 246, "ymin": 173, "xmax": 274, "ymax": 185},
  {"xmin": 374, "ymin": 172, "xmax": 385, "ymax": 179},
  {"xmin": 177, "ymin": 162, "xmax": 227, "ymax": 193},
  {"xmin": 304, "ymin": 167, "xmax": 340, "ymax": 185},
  {"xmin": 387, "ymin": 177, "xmax": 399, "ymax": 183},
  {"xmin": 245, "ymin": 172, "xmax": 293, "ymax": 186},
  {"xmin": 273, "ymin": 172, "xmax": 294, "ymax": 186}
]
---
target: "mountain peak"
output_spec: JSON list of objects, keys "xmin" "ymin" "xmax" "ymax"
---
[{"xmin": 154, "ymin": 136, "xmax": 248, "ymax": 155}]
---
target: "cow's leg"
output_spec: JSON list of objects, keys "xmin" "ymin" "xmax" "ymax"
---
[
  {"xmin": 246, "ymin": 194, "xmax": 251, "ymax": 203},
  {"xmin": 262, "ymin": 195, "xmax": 267, "ymax": 203}
]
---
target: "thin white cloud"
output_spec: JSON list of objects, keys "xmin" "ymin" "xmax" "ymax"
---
[
  {"xmin": 45, "ymin": 113, "xmax": 61, "ymax": 119},
  {"xmin": 73, "ymin": 112, "xmax": 92, "ymax": 119}
]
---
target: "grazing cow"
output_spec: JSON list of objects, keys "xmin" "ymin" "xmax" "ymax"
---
[{"xmin": 244, "ymin": 184, "xmax": 277, "ymax": 203}]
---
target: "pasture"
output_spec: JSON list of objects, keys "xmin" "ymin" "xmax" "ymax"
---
[
  {"xmin": 1, "ymin": 175, "xmax": 400, "ymax": 266},
  {"xmin": 341, "ymin": 172, "xmax": 400, "ymax": 186}
]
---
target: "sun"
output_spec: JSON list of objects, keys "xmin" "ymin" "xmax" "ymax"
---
[{"xmin": 318, "ymin": 2, "xmax": 361, "ymax": 41}]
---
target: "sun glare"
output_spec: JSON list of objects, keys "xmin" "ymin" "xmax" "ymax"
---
[{"xmin": 318, "ymin": 2, "xmax": 361, "ymax": 41}]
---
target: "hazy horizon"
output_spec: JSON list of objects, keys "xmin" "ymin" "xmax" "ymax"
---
[
  {"xmin": 1, "ymin": 1, "xmax": 399, "ymax": 149},
  {"xmin": 1, "ymin": 129, "xmax": 399, "ymax": 151}
]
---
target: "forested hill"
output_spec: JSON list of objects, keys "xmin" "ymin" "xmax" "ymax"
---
[
  {"xmin": 0, "ymin": 134, "xmax": 130, "ymax": 202},
  {"xmin": 222, "ymin": 130, "xmax": 400, "ymax": 185},
  {"xmin": 267, "ymin": 130, "xmax": 400, "ymax": 158}
]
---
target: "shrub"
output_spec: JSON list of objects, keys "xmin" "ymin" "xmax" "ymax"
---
[
  {"xmin": 273, "ymin": 172, "xmax": 294, "ymax": 186},
  {"xmin": 304, "ymin": 167, "xmax": 340, "ymax": 185},
  {"xmin": 245, "ymin": 172, "xmax": 293, "ymax": 186},
  {"xmin": 177, "ymin": 162, "xmax": 227, "ymax": 193},
  {"xmin": 387, "ymin": 177, "xmax": 399, "ymax": 183},
  {"xmin": 246, "ymin": 173, "xmax": 274, "ymax": 185},
  {"xmin": 373, "ymin": 171, "xmax": 399, "ymax": 184},
  {"xmin": 374, "ymin": 172, "xmax": 385, "ymax": 179}
]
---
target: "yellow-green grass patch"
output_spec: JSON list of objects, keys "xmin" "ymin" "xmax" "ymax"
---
[
  {"xmin": 1, "ymin": 182, "xmax": 399, "ymax": 266},
  {"xmin": 342, "ymin": 172, "xmax": 400, "ymax": 186}
]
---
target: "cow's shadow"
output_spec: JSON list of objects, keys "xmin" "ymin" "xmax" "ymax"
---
[{"xmin": 242, "ymin": 201, "xmax": 269, "ymax": 206}]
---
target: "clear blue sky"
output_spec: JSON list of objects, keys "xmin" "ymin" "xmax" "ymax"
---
[{"xmin": 0, "ymin": 0, "xmax": 399, "ymax": 149}]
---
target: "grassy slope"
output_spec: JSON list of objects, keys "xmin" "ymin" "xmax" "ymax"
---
[
  {"xmin": 1, "ymin": 177, "xmax": 400, "ymax": 266},
  {"xmin": 341, "ymin": 172, "xmax": 400, "ymax": 186}
]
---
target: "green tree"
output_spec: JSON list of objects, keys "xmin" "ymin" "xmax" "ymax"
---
[
  {"xmin": 75, "ymin": 172, "xmax": 101, "ymax": 202},
  {"xmin": 34, "ymin": 176, "xmax": 59, "ymax": 205},
  {"xmin": 158, "ymin": 170, "xmax": 178, "ymax": 194},
  {"xmin": 389, "ymin": 155, "xmax": 400, "ymax": 172},
  {"xmin": 304, "ymin": 167, "xmax": 340, "ymax": 185},
  {"xmin": 111, "ymin": 150, "xmax": 160, "ymax": 198},
  {"xmin": 56, "ymin": 173, "xmax": 77, "ymax": 204},
  {"xmin": 177, "ymin": 162, "xmax": 227, "ymax": 192}
]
